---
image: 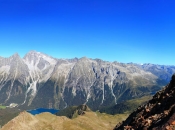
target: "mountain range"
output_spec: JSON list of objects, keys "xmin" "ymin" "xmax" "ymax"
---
[{"xmin": 0, "ymin": 51, "xmax": 175, "ymax": 110}]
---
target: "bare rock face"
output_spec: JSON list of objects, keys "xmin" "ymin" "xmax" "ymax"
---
[
  {"xmin": 114, "ymin": 74, "xmax": 175, "ymax": 130},
  {"xmin": 0, "ymin": 51, "xmax": 175, "ymax": 110},
  {"xmin": 0, "ymin": 53, "xmax": 29, "ymax": 105}
]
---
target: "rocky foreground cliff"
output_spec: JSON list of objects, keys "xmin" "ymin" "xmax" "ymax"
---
[
  {"xmin": 0, "ymin": 51, "xmax": 175, "ymax": 110},
  {"xmin": 114, "ymin": 74, "xmax": 175, "ymax": 130}
]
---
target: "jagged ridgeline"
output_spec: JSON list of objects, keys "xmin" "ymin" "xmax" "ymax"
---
[
  {"xmin": 114, "ymin": 74, "xmax": 175, "ymax": 130},
  {"xmin": 0, "ymin": 51, "xmax": 175, "ymax": 110}
]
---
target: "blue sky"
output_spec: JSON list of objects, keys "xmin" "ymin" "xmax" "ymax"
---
[{"xmin": 0, "ymin": 0, "xmax": 175, "ymax": 65}]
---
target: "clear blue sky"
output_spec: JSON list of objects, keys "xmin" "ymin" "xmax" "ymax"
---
[{"xmin": 0, "ymin": 0, "xmax": 175, "ymax": 65}]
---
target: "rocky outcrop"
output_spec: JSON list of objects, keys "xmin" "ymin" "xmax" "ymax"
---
[
  {"xmin": 114, "ymin": 74, "xmax": 175, "ymax": 130},
  {"xmin": 56, "ymin": 104, "xmax": 91, "ymax": 118}
]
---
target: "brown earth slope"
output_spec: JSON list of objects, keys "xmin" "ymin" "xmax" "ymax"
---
[
  {"xmin": 114, "ymin": 74, "xmax": 175, "ymax": 130},
  {"xmin": 1, "ymin": 110, "xmax": 128, "ymax": 130}
]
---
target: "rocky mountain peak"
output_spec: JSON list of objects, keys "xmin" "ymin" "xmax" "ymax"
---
[
  {"xmin": 78, "ymin": 56, "xmax": 90, "ymax": 62},
  {"xmin": 23, "ymin": 51, "xmax": 40, "ymax": 63},
  {"xmin": 24, "ymin": 50, "xmax": 43, "ymax": 60},
  {"xmin": 11, "ymin": 53, "xmax": 20, "ymax": 58},
  {"xmin": 23, "ymin": 50, "xmax": 57, "ymax": 67},
  {"xmin": 114, "ymin": 74, "xmax": 175, "ymax": 130}
]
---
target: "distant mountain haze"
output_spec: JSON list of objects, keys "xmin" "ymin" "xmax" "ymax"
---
[{"xmin": 0, "ymin": 51, "xmax": 175, "ymax": 110}]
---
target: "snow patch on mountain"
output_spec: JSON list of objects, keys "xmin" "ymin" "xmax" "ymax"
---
[{"xmin": 0, "ymin": 65, "xmax": 10, "ymax": 74}]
